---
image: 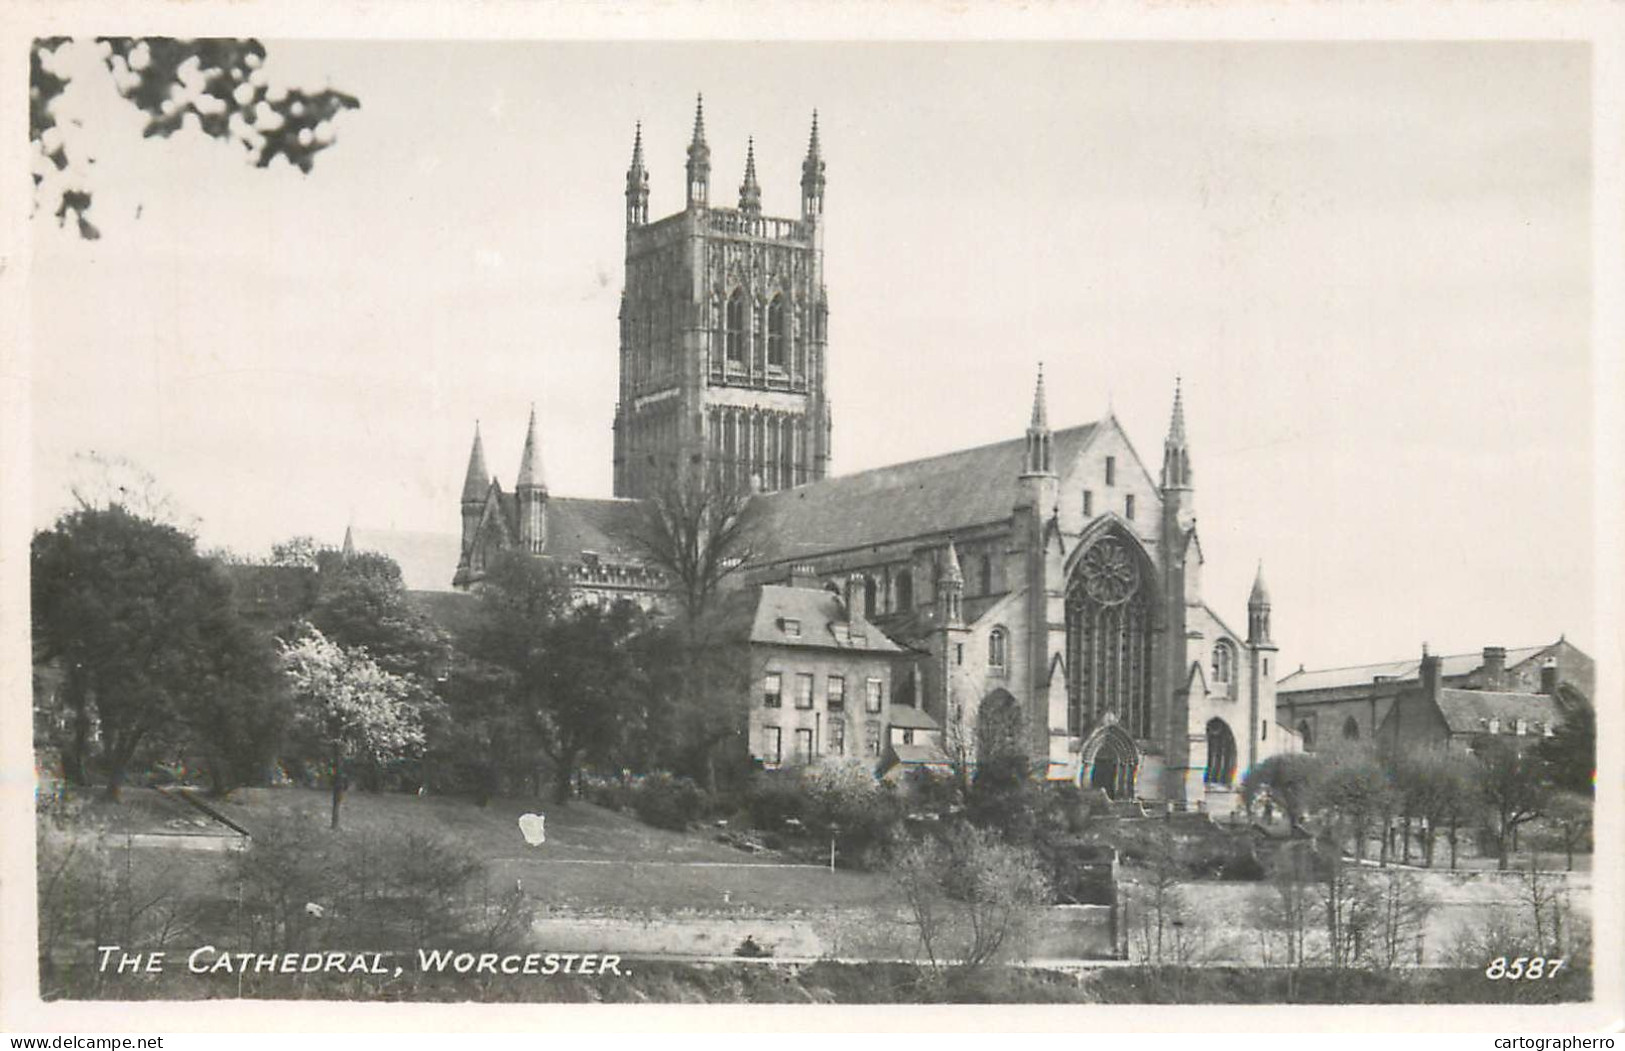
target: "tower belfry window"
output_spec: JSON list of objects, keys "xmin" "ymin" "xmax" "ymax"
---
[
  {"xmin": 725, "ymin": 290, "xmax": 746, "ymax": 366},
  {"xmin": 767, "ymin": 296, "xmax": 787, "ymax": 369}
]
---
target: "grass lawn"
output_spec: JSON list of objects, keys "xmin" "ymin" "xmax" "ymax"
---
[{"xmin": 56, "ymin": 785, "xmax": 903, "ymax": 913}]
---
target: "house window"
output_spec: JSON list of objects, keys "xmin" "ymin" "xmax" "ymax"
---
[
  {"xmin": 1083, "ymin": 490, "xmax": 1093, "ymax": 517},
  {"xmin": 1515, "ymin": 718, "xmax": 1527, "ymax": 736},
  {"xmin": 795, "ymin": 673, "xmax": 815, "ymax": 709},
  {"xmin": 1125, "ymin": 494, "xmax": 1135, "ymax": 521},
  {"xmin": 830, "ymin": 719, "xmax": 846, "ymax": 756},
  {"xmin": 866, "ymin": 678, "xmax": 884, "ymax": 713},
  {"xmin": 865, "ymin": 721, "xmax": 882, "ymax": 756},
  {"xmin": 827, "ymin": 675, "xmax": 846, "ymax": 710},
  {"xmin": 1488, "ymin": 718, "xmax": 1501, "ymax": 734},
  {"xmin": 955, "ymin": 643, "xmax": 964, "ymax": 666},
  {"xmin": 1211, "ymin": 641, "xmax": 1233, "ymax": 684},
  {"xmin": 725, "ymin": 290, "xmax": 746, "ymax": 365},
  {"xmin": 763, "ymin": 726, "xmax": 782, "ymax": 766},
  {"xmin": 794, "ymin": 727, "xmax": 814, "ymax": 764},
  {"xmin": 763, "ymin": 672, "xmax": 782, "ymax": 708},
  {"xmin": 1343, "ymin": 716, "xmax": 1360, "ymax": 740},
  {"xmin": 781, "ymin": 618, "xmax": 801, "ymax": 637},
  {"xmin": 901, "ymin": 728, "xmax": 915, "ymax": 745},
  {"xmin": 1105, "ymin": 456, "xmax": 1116, "ymax": 486},
  {"xmin": 989, "ymin": 628, "xmax": 1007, "ymax": 669},
  {"xmin": 767, "ymin": 295, "xmax": 787, "ymax": 369}
]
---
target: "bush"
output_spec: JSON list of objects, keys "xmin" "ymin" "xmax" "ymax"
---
[{"xmin": 630, "ymin": 772, "xmax": 706, "ymax": 831}]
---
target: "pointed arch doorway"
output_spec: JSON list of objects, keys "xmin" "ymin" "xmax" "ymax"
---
[{"xmin": 1079, "ymin": 722, "xmax": 1140, "ymax": 800}]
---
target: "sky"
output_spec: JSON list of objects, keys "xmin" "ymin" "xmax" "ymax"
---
[{"xmin": 25, "ymin": 39, "xmax": 1595, "ymax": 672}]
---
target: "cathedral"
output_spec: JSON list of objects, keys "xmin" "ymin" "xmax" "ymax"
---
[{"xmin": 452, "ymin": 97, "xmax": 1299, "ymax": 807}]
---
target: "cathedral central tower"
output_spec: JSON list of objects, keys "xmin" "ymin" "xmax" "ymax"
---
[{"xmin": 612, "ymin": 97, "xmax": 831, "ymax": 498}]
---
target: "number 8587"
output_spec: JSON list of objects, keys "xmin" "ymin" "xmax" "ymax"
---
[{"xmin": 1485, "ymin": 956, "xmax": 1565, "ymax": 980}]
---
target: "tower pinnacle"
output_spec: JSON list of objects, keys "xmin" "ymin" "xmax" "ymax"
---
[
  {"xmin": 1023, "ymin": 363, "xmax": 1054, "ymax": 477},
  {"xmin": 461, "ymin": 422, "xmax": 489, "ymax": 504},
  {"xmin": 1248, "ymin": 561, "xmax": 1273, "ymax": 645},
  {"xmin": 625, "ymin": 122, "xmax": 650, "ymax": 227},
  {"xmin": 1162, "ymin": 377, "xmax": 1192, "ymax": 489},
  {"xmin": 739, "ymin": 137, "xmax": 762, "ymax": 217},
  {"xmin": 516, "ymin": 404, "xmax": 545, "ymax": 492},
  {"xmin": 686, "ymin": 93, "xmax": 710, "ymax": 207},
  {"xmin": 801, "ymin": 109, "xmax": 825, "ymax": 220}
]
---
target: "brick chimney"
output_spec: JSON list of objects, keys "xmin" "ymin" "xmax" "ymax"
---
[
  {"xmin": 1539, "ymin": 657, "xmax": 1559, "ymax": 696},
  {"xmin": 789, "ymin": 563, "xmax": 818, "ymax": 590},
  {"xmin": 1481, "ymin": 646, "xmax": 1507, "ymax": 690},
  {"xmin": 843, "ymin": 572, "xmax": 864, "ymax": 619},
  {"xmin": 1419, "ymin": 643, "xmax": 1442, "ymax": 699}
]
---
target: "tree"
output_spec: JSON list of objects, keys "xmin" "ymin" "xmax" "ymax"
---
[
  {"xmin": 890, "ymin": 824, "xmax": 1051, "ymax": 975},
  {"xmin": 280, "ymin": 628, "xmax": 424, "ymax": 829},
  {"xmin": 1312, "ymin": 748, "xmax": 1398, "ymax": 863},
  {"xmin": 31, "ymin": 505, "xmax": 276, "ymax": 798},
  {"xmin": 1474, "ymin": 737, "xmax": 1549, "ymax": 871},
  {"xmin": 31, "ymin": 38, "xmax": 358, "ymax": 238},
  {"xmin": 1537, "ymin": 685, "xmax": 1595, "ymax": 797},
  {"xmin": 1241, "ymin": 752, "xmax": 1324, "ymax": 832},
  {"xmin": 306, "ymin": 549, "xmax": 450, "ymax": 683},
  {"xmin": 463, "ymin": 553, "xmax": 646, "ymax": 803},
  {"xmin": 1391, "ymin": 747, "xmax": 1480, "ymax": 868},
  {"xmin": 632, "ymin": 464, "xmax": 763, "ymax": 622},
  {"xmin": 1542, "ymin": 792, "xmax": 1593, "ymax": 872}
]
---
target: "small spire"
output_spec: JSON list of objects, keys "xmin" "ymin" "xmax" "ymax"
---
[
  {"xmin": 625, "ymin": 122, "xmax": 650, "ymax": 226},
  {"xmin": 686, "ymin": 93, "xmax": 711, "ymax": 206},
  {"xmin": 1029, "ymin": 363, "xmax": 1049, "ymax": 431},
  {"xmin": 801, "ymin": 109, "xmax": 826, "ymax": 219},
  {"xmin": 516, "ymin": 404, "xmax": 544, "ymax": 491},
  {"xmin": 1249, "ymin": 560, "xmax": 1270, "ymax": 606},
  {"xmin": 739, "ymin": 136, "xmax": 762, "ymax": 216},
  {"xmin": 691, "ymin": 93, "xmax": 707, "ymax": 147},
  {"xmin": 1168, "ymin": 376, "xmax": 1186, "ymax": 444},
  {"xmin": 461, "ymin": 422, "xmax": 489, "ymax": 503},
  {"xmin": 941, "ymin": 536, "xmax": 965, "ymax": 585},
  {"xmin": 341, "ymin": 523, "xmax": 355, "ymax": 558}
]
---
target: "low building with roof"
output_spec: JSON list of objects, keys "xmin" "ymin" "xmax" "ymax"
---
[
  {"xmin": 1276, "ymin": 637, "xmax": 1591, "ymax": 750},
  {"xmin": 1375, "ymin": 648, "xmax": 1567, "ymax": 756}
]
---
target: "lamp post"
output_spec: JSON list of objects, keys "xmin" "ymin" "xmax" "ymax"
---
[{"xmin": 828, "ymin": 822, "xmax": 840, "ymax": 874}]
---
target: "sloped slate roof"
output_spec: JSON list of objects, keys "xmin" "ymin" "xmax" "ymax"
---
[
  {"xmin": 1278, "ymin": 645, "xmax": 1548, "ymax": 694},
  {"xmin": 542, "ymin": 497, "xmax": 649, "ymax": 564},
  {"xmin": 888, "ymin": 705, "xmax": 941, "ymax": 730},
  {"xmin": 889, "ymin": 741, "xmax": 951, "ymax": 765},
  {"xmin": 746, "ymin": 584, "xmax": 903, "ymax": 653},
  {"xmin": 750, "ymin": 423, "xmax": 1100, "ymax": 561},
  {"xmin": 1434, "ymin": 688, "xmax": 1560, "ymax": 734}
]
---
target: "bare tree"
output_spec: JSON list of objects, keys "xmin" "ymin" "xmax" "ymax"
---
[
  {"xmin": 632, "ymin": 464, "xmax": 763, "ymax": 622},
  {"xmin": 1475, "ymin": 737, "xmax": 1548, "ymax": 871}
]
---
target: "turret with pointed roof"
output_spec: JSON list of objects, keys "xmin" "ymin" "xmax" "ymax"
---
[
  {"xmin": 938, "ymin": 536, "xmax": 965, "ymax": 626},
  {"xmin": 1022, "ymin": 363, "xmax": 1054, "ymax": 478},
  {"xmin": 801, "ymin": 110, "xmax": 825, "ymax": 220},
  {"xmin": 739, "ymin": 137, "xmax": 762, "ymax": 217},
  {"xmin": 686, "ymin": 93, "xmax": 710, "ymax": 207},
  {"xmin": 1248, "ymin": 562, "xmax": 1272, "ymax": 645},
  {"xmin": 1161, "ymin": 377, "xmax": 1191, "ymax": 489},
  {"xmin": 461, "ymin": 422, "xmax": 489, "ymax": 505},
  {"xmin": 625, "ymin": 122, "xmax": 649, "ymax": 228},
  {"xmin": 516, "ymin": 405, "xmax": 548, "ymax": 554}
]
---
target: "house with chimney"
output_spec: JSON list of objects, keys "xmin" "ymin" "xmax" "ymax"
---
[
  {"xmin": 1374, "ymin": 646, "xmax": 1571, "ymax": 756},
  {"xmin": 1275, "ymin": 638, "xmax": 1591, "ymax": 751}
]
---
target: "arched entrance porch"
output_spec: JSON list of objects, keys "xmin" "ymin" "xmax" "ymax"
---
[{"xmin": 1079, "ymin": 722, "xmax": 1140, "ymax": 800}]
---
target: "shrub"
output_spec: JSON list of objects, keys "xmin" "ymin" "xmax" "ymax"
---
[{"xmin": 630, "ymin": 772, "xmax": 706, "ymax": 831}]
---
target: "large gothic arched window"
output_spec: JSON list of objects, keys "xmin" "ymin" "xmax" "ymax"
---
[{"xmin": 1065, "ymin": 535, "xmax": 1155, "ymax": 739}]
